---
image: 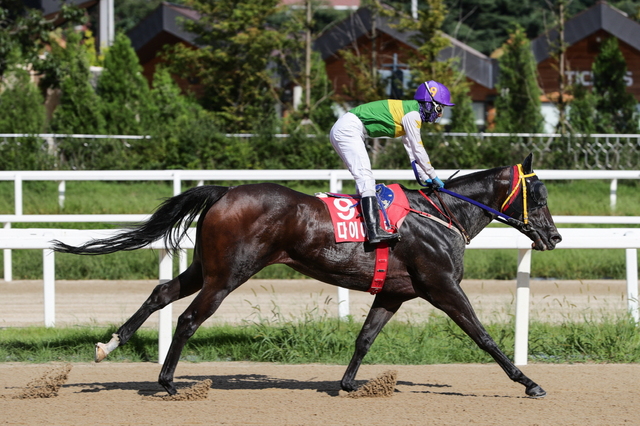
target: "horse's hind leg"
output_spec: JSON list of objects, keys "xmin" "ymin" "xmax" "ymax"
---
[
  {"xmin": 157, "ymin": 276, "xmax": 240, "ymax": 395},
  {"xmin": 425, "ymin": 283, "xmax": 546, "ymax": 398},
  {"xmin": 95, "ymin": 262, "xmax": 204, "ymax": 362},
  {"xmin": 340, "ymin": 295, "xmax": 405, "ymax": 392}
]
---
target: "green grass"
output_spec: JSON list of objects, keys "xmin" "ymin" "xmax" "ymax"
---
[
  {"xmin": 0, "ymin": 179, "xmax": 637, "ymax": 280},
  {"xmin": 544, "ymin": 179, "xmax": 639, "ymax": 216},
  {"xmin": 2, "ymin": 314, "xmax": 639, "ymax": 364}
]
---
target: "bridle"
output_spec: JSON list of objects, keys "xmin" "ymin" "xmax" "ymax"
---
[
  {"xmin": 412, "ymin": 162, "xmax": 548, "ymax": 245},
  {"xmin": 500, "ymin": 164, "xmax": 548, "ymax": 226}
]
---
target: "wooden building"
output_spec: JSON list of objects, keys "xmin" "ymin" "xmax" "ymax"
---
[
  {"xmin": 315, "ymin": 1, "xmax": 640, "ymax": 130},
  {"xmin": 532, "ymin": 2, "xmax": 640, "ymax": 131},
  {"xmin": 534, "ymin": 2, "xmax": 640, "ymax": 99},
  {"xmin": 313, "ymin": 6, "xmax": 496, "ymax": 127},
  {"xmin": 126, "ymin": 1, "xmax": 640, "ymax": 131},
  {"xmin": 127, "ymin": 2, "xmax": 201, "ymax": 94}
]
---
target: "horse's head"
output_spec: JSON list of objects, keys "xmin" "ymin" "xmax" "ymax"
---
[{"xmin": 500, "ymin": 154, "xmax": 562, "ymax": 251}]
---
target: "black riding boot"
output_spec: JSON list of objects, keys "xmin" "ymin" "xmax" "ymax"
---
[{"xmin": 360, "ymin": 196, "xmax": 399, "ymax": 244}]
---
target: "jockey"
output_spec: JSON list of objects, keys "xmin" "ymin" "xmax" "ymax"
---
[{"xmin": 329, "ymin": 80, "xmax": 454, "ymax": 244}]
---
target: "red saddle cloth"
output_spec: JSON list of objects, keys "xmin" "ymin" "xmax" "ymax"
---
[{"xmin": 318, "ymin": 184, "xmax": 410, "ymax": 243}]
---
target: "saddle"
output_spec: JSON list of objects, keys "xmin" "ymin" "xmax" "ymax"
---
[
  {"xmin": 317, "ymin": 183, "xmax": 410, "ymax": 243},
  {"xmin": 317, "ymin": 184, "xmax": 410, "ymax": 295}
]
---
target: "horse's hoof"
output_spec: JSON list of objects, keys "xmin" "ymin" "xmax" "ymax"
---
[
  {"xmin": 95, "ymin": 343, "xmax": 108, "ymax": 362},
  {"xmin": 340, "ymin": 381, "xmax": 356, "ymax": 392},
  {"xmin": 95, "ymin": 334, "xmax": 120, "ymax": 362},
  {"xmin": 526, "ymin": 384, "xmax": 547, "ymax": 398},
  {"xmin": 160, "ymin": 381, "xmax": 178, "ymax": 396}
]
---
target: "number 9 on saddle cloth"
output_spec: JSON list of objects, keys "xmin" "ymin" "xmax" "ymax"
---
[{"xmin": 317, "ymin": 184, "xmax": 408, "ymax": 243}]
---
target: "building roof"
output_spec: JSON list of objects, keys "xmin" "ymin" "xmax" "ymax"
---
[
  {"xmin": 314, "ymin": 7, "xmax": 497, "ymax": 88},
  {"xmin": 531, "ymin": 1, "xmax": 640, "ymax": 62},
  {"xmin": 127, "ymin": 2, "xmax": 200, "ymax": 64},
  {"xmin": 23, "ymin": 0, "xmax": 97, "ymax": 16},
  {"xmin": 23, "ymin": 0, "xmax": 98, "ymax": 25},
  {"xmin": 127, "ymin": 1, "xmax": 640, "ymax": 92}
]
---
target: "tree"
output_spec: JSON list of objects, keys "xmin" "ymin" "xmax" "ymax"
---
[
  {"xmin": 270, "ymin": 1, "xmax": 339, "ymax": 131},
  {"xmin": 150, "ymin": 66, "xmax": 198, "ymax": 124},
  {"xmin": 494, "ymin": 25, "xmax": 544, "ymax": 134},
  {"xmin": 339, "ymin": 48, "xmax": 387, "ymax": 105},
  {"xmin": 568, "ymin": 82, "xmax": 596, "ymax": 135},
  {"xmin": 166, "ymin": 0, "xmax": 285, "ymax": 132},
  {"xmin": 50, "ymin": 30, "xmax": 105, "ymax": 135},
  {"xmin": 307, "ymin": 51, "xmax": 338, "ymax": 131},
  {"xmin": 449, "ymin": 79, "xmax": 476, "ymax": 133},
  {"xmin": 0, "ymin": 55, "xmax": 46, "ymax": 134},
  {"xmin": 399, "ymin": 0, "xmax": 453, "ymax": 88},
  {"xmin": 0, "ymin": 54, "xmax": 51, "ymax": 170},
  {"xmin": 446, "ymin": 80, "xmax": 483, "ymax": 168},
  {"xmin": 542, "ymin": 0, "xmax": 571, "ymax": 134},
  {"xmin": 0, "ymin": 1, "xmax": 81, "ymax": 78},
  {"xmin": 114, "ymin": 0, "xmax": 177, "ymax": 34},
  {"xmin": 140, "ymin": 66, "xmax": 209, "ymax": 169},
  {"xmin": 97, "ymin": 32, "xmax": 153, "ymax": 135},
  {"xmin": 370, "ymin": 0, "xmax": 461, "ymax": 168},
  {"xmin": 330, "ymin": 2, "xmax": 390, "ymax": 107},
  {"xmin": 592, "ymin": 37, "xmax": 639, "ymax": 134},
  {"xmin": 439, "ymin": 0, "xmax": 623, "ymax": 57}
]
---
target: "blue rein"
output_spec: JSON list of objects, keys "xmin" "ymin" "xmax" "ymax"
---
[
  {"xmin": 411, "ymin": 161, "xmax": 523, "ymax": 227},
  {"xmin": 436, "ymin": 187, "xmax": 513, "ymax": 223}
]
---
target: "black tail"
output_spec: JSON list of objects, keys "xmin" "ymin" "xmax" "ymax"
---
[{"xmin": 52, "ymin": 185, "xmax": 230, "ymax": 255}]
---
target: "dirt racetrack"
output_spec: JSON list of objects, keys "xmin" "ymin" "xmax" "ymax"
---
[
  {"xmin": 1, "ymin": 278, "xmax": 638, "ymax": 425},
  {"xmin": 1, "ymin": 362, "xmax": 638, "ymax": 425}
]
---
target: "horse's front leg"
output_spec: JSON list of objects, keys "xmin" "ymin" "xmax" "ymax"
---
[
  {"xmin": 341, "ymin": 294, "xmax": 404, "ymax": 392},
  {"xmin": 95, "ymin": 263, "xmax": 204, "ymax": 362},
  {"xmin": 426, "ymin": 282, "xmax": 546, "ymax": 398}
]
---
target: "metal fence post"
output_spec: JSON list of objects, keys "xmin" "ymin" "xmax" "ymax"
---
[
  {"xmin": 4, "ymin": 174, "xmax": 23, "ymax": 282},
  {"xmin": 158, "ymin": 249, "xmax": 173, "ymax": 364},
  {"xmin": 514, "ymin": 249, "xmax": 532, "ymax": 365},
  {"xmin": 626, "ymin": 248, "xmax": 639, "ymax": 323},
  {"xmin": 610, "ymin": 179, "xmax": 618, "ymax": 212},
  {"xmin": 43, "ymin": 248, "xmax": 55, "ymax": 327},
  {"xmin": 58, "ymin": 181, "xmax": 66, "ymax": 209},
  {"xmin": 3, "ymin": 222, "xmax": 11, "ymax": 282}
]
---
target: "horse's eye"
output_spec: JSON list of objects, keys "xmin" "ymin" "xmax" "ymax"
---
[{"xmin": 530, "ymin": 181, "xmax": 548, "ymax": 206}]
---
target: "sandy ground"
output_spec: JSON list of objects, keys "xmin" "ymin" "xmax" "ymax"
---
[
  {"xmin": 1, "ymin": 278, "xmax": 637, "ymax": 425},
  {"xmin": 0, "ymin": 362, "xmax": 638, "ymax": 425}
]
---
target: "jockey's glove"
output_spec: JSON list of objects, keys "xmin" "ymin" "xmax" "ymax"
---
[{"xmin": 425, "ymin": 177, "xmax": 445, "ymax": 188}]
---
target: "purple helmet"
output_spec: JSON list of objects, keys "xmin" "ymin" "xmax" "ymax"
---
[{"xmin": 414, "ymin": 81, "xmax": 455, "ymax": 106}]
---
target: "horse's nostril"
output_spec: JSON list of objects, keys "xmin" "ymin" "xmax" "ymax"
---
[{"xmin": 551, "ymin": 234, "xmax": 562, "ymax": 243}]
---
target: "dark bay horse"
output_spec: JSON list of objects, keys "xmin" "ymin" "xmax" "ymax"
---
[{"xmin": 52, "ymin": 154, "xmax": 562, "ymax": 397}]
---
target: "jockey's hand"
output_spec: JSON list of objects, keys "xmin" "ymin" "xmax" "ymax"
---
[{"xmin": 426, "ymin": 177, "xmax": 445, "ymax": 188}]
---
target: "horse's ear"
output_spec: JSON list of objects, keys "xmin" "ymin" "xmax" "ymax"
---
[{"xmin": 522, "ymin": 153, "xmax": 533, "ymax": 173}]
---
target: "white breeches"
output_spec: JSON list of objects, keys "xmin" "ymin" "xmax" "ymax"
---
[{"xmin": 329, "ymin": 112, "xmax": 376, "ymax": 197}]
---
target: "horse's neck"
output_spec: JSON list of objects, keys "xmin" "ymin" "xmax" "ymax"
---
[
  {"xmin": 445, "ymin": 169, "xmax": 509, "ymax": 239},
  {"xmin": 454, "ymin": 199, "xmax": 494, "ymax": 239},
  {"xmin": 438, "ymin": 194, "xmax": 492, "ymax": 240}
]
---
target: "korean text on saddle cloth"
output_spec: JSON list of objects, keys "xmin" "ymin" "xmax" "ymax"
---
[{"xmin": 317, "ymin": 184, "xmax": 410, "ymax": 243}]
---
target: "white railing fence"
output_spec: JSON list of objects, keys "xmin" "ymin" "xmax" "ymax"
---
[
  {"xmin": 1, "ymin": 168, "xmax": 639, "ymax": 283},
  {"xmin": 1, "ymin": 168, "xmax": 638, "ymax": 213},
  {"xmin": 0, "ymin": 227, "xmax": 637, "ymax": 366}
]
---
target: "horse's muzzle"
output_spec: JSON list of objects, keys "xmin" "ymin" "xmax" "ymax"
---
[{"xmin": 531, "ymin": 230, "xmax": 562, "ymax": 251}]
